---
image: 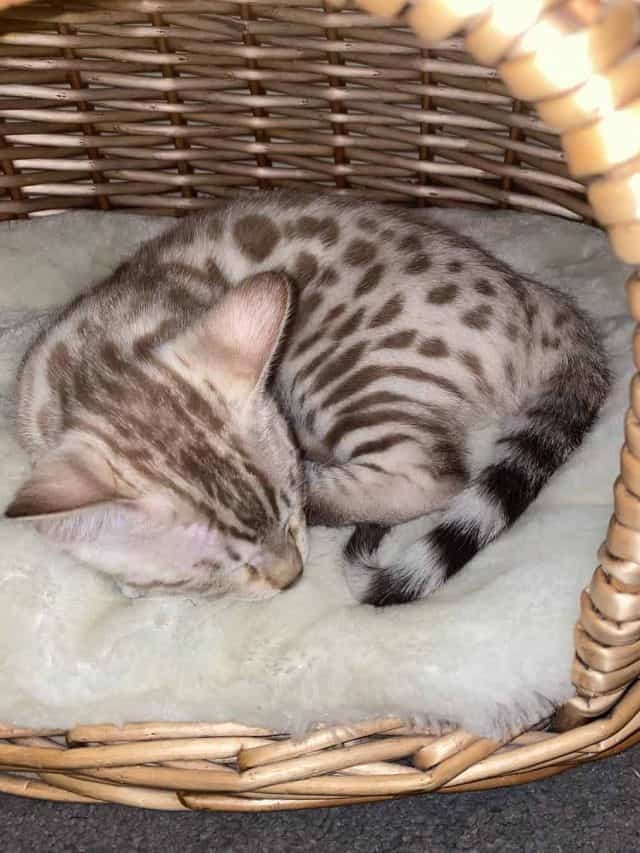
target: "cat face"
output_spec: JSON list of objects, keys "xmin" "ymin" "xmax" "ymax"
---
[{"xmin": 5, "ymin": 272, "xmax": 307, "ymax": 599}]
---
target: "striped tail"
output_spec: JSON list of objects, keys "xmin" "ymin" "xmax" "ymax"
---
[{"xmin": 344, "ymin": 347, "xmax": 611, "ymax": 607}]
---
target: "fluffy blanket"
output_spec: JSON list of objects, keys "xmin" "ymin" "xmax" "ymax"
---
[{"xmin": 0, "ymin": 208, "xmax": 632, "ymax": 738}]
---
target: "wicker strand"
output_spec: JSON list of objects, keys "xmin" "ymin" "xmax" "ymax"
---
[{"xmin": 0, "ymin": 0, "xmax": 639, "ymax": 811}]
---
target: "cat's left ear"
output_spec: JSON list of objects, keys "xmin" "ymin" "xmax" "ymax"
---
[
  {"xmin": 160, "ymin": 271, "xmax": 291, "ymax": 400},
  {"xmin": 3, "ymin": 446, "xmax": 174, "ymax": 544}
]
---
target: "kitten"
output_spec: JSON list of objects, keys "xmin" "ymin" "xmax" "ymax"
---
[{"xmin": 4, "ymin": 192, "xmax": 610, "ymax": 605}]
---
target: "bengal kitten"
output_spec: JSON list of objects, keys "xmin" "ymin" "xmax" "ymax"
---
[{"xmin": 4, "ymin": 193, "xmax": 610, "ymax": 605}]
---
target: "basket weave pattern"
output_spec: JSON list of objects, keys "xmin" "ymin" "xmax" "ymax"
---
[
  {"xmin": 0, "ymin": 0, "xmax": 591, "ymax": 218},
  {"xmin": 0, "ymin": 0, "xmax": 639, "ymax": 810}
]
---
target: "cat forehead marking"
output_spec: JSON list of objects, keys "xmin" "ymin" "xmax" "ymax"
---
[{"xmin": 344, "ymin": 239, "xmax": 377, "ymax": 267}]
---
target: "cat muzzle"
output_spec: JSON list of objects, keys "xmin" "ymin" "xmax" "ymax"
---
[{"xmin": 263, "ymin": 535, "xmax": 304, "ymax": 591}]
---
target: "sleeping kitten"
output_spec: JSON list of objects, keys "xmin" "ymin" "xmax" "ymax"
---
[{"xmin": 4, "ymin": 192, "xmax": 610, "ymax": 605}]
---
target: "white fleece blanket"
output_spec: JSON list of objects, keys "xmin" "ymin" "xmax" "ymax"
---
[{"xmin": 0, "ymin": 209, "xmax": 632, "ymax": 739}]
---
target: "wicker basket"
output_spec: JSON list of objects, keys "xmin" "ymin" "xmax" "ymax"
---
[{"xmin": 0, "ymin": 0, "xmax": 639, "ymax": 812}]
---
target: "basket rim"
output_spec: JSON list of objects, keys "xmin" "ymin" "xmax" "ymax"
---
[{"xmin": 0, "ymin": 0, "xmax": 640, "ymax": 811}]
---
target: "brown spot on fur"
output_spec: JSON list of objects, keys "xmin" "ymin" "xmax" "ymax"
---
[
  {"xmin": 298, "ymin": 291, "xmax": 323, "ymax": 319},
  {"xmin": 323, "ymin": 303, "xmax": 346, "ymax": 326},
  {"xmin": 370, "ymin": 294, "xmax": 404, "ymax": 328},
  {"xmin": 288, "ymin": 216, "xmax": 339, "ymax": 248},
  {"xmin": 311, "ymin": 342, "xmax": 367, "ymax": 396},
  {"xmin": 541, "ymin": 332, "xmax": 559, "ymax": 349},
  {"xmin": 47, "ymin": 341, "xmax": 71, "ymax": 386},
  {"xmin": 448, "ymin": 260, "xmax": 464, "ymax": 273},
  {"xmin": 304, "ymin": 410, "xmax": 316, "ymax": 433},
  {"xmin": 338, "ymin": 391, "xmax": 443, "ymax": 417},
  {"xmin": 233, "ymin": 215, "xmax": 280, "ymax": 262},
  {"xmin": 462, "ymin": 304, "xmax": 492, "ymax": 330},
  {"xmin": 290, "ymin": 310, "xmax": 336, "ymax": 359},
  {"xmin": 405, "ymin": 253, "xmax": 432, "ymax": 275},
  {"xmin": 294, "ymin": 251, "xmax": 319, "ymax": 287},
  {"xmin": 167, "ymin": 286, "xmax": 208, "ymax": 314},
  {"xmin": 206, "ymin": 258, "xmax": 231, "ymax": 289},
  {"xmin": 357, "ymin": 215, "xmax": 378, "ymax": 232},
  {"xmin": 474, "ymin": 278, "xmax": 496, "ymax": 297},
  {"xmin": 322, "ymin": 365, "xmax": 390, "ymax": 409},
  {"xmin": 355, "ymin": 263, "xmax": 385, "ymax": 297},
  {"xmin": 419, "ymin": 337, "xmax": 449, "ymax": 358},
  {"xmin": 134, "ymin": 319, "xmax": 182, "ymax": 357},
  {"xmin": 504, "ymin": 357, "xmax": 517, "ymax": 391},
  {"xmin": 398, "ymin": 233, "xmax": 422, "ymax": 254},
  {"xmin": 459, "ymin": 350, "xmax": 493, "ymax": 398},
  {"xmin": 334, "ymin": 307, "xmax": 365, "ymax": 339},
  {"xmin": 505, "ymin": 321, "xmax": 519, "ymax": 342},
  {"xmin": 459, "ymin": 351, "xmax": 483, "ymax": 379},
  {"xmin": 245, "ymin": 460, "xmax": 280, "ymax": 517},
  {"xmin": 326, "ymin": 408, "xmax": 447, "ymax": 451},
  {"xmin": 317, "ymin": 267, "xmax": 338, "ymax": 287},
  {"xmin": 320, "ymin": 219, "xmax": 339, "ymax": 248},
  {"xmin": 381, "ymin": 228, "xmax": 395, "ymax": 242},
  {"xmin": 323, "ymin": 364, "xmax": 464, "ymax": 409},
  {"xmin": 296, "ymin": 344, "xmax": 336, "ymax": 384},
  {"xmin": 351, "ymin": 434, "xmax": 414, "ymax": 459},
  {"xmin": 554, "ymin": 309, "xmax": 571, "ymax": 328},
  {"xmin": 378, "ymin": 330, "xmax": 416, "ymax": 350},
  {"xmin": 428, "ymin": 284, "xmax": 458, "ymax": 305},
  {"xmin": 293, "ymin": 216, "xmax": 322, "ymax": 239},
  {"xmin": 525, "ymin": 301, "xmax": 539, "ymax": 328},
  {"xmin": 506, "ymin": 275, "xmax": 527, "ymax": 302},
  {"xmin": 344, "ymin": 238, "xmax": 377, "ymax": 267}
]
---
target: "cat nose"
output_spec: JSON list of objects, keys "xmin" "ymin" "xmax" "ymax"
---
[{"xmin": 265, "ymin": 538, "xmax": 303, "ymax": 591}]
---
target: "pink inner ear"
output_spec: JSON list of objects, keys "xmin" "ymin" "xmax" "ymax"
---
[{"xmin": 173, "ymin": 271, "xmax": 291, "ymax": 392}]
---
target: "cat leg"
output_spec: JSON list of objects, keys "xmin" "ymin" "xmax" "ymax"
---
[{"xmin": 305, "ymin": 454, "xmax": 464, "ymax": 527}]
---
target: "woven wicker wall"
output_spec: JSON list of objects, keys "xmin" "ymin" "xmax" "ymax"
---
[
  {"xmin": 3, "ymin": 0, "xmax": 640, "ymax": 812},
  {"xmin": 0, "ymin": 0, "xmax": 590, "ymax": 220}
]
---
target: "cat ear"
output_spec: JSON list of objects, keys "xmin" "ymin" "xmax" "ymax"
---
[
  {"xmin": 5, "ymin": 449, "xmax": 118, "ymax": 521},
  {"xmin": 4, "ymin": 447, "xmax": 155, "ymax": 544},
  {"xmin": 162, "ymin": 271, "xmax": 291, "ymax": 398}
]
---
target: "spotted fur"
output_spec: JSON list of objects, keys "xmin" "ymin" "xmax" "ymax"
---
[{"xmin": 6, "ymin": 191, "xmax": 610, "ymax": 605}]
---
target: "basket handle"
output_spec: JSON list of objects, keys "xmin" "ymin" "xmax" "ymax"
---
[{"xmin": 346, "ymin": 0, "xmax": 640, "ymax": 729}]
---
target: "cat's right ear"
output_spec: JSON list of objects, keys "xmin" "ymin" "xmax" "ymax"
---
[{"xmin": 158, "ymin": 271, "xmax": 291, "ymax": 401}]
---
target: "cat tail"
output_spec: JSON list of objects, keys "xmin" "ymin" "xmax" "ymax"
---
[{"xmin": 344, "ymin": 344, "xmax": 611, "ymax": 607}]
